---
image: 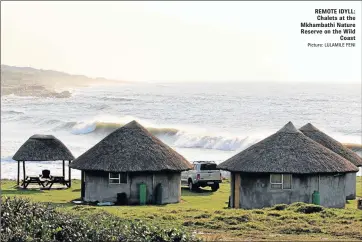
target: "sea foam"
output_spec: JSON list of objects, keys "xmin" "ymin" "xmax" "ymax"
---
[{"xmin": 65, "ymin": 117, "xmax": 257, "ymax": 151}]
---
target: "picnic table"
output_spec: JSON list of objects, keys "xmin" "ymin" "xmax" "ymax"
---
[
  {"xmin": 20, "ymin": 175, "xmax": 70, "ymax": 189},
  {"xmin": 20, "ymin": 176, "xmax": 47, "ymax": 188}
]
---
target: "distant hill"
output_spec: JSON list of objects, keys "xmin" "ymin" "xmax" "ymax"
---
[{"xmin": 1, "ymin": 65, "xmax": 122, "ymax": 98}]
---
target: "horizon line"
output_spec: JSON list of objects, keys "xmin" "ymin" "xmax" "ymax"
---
[{"xmin": 2, "ymin": 63, "xmax": 361, "ymax": 84}]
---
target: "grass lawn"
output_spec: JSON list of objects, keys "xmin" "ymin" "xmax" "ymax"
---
[
  {"xmin": 2, "ymin": 178, "xmax": 362, "ymax": 241},
  {"xmin": 357, "ymin": 176, "xmax": 362, "ymax": 197}
]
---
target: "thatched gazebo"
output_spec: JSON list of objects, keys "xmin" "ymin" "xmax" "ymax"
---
[
  {"xmin": 70, "ymin": 120, "xmax": 192, "ymax": 205},
  {"xmin": 13, "ymin": 134, "xmax": 75, "ymax": 188},
  {"xmin": 300, "ymin": 123, "xmax": 362, "ymax": 200},
  {"xmin": 218, "ymin": 122, "xmax": 358, "ymax": 209}
]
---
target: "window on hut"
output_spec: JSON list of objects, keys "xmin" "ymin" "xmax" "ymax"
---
[
  {"xmin": 109, "ymin": 172, "xmax": 127, "ymax": 184},
  {"xmin": 270, "ymin": 174, "xmax": 292, "ymax": 189}
]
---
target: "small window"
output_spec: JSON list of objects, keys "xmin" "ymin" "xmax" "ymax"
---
[
  {"xmin": 270, "ymin": 174, "xmax": 292, "ymax": 190},
  {"xmin": 109, "ymin": 172, "xmax": 127, "ymax": 184}
]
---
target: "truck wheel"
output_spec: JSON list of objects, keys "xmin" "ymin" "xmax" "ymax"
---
[
  {"xmin": 211, "ymin": 184, "xmax": 219, "ymax": 192},
  {"xmin": 188, "ymin": 180, "xmax": 194, "ymax": 191}
]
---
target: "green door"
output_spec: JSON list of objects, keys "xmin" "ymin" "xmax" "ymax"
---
[
  {"xmin": 312, "ymin": 191, "xmax": 320, "ymax": 205},
  {"xmin": 139, "ymin": 183, "xmax": 147, "ymax": 205}
]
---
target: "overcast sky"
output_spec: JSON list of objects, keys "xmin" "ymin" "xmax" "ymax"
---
[{"xmin": 1, "ymin": 1, "xmax": 361, "ymax": 83}]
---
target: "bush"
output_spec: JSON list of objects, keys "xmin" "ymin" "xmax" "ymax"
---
[{"xmin": 1, "ymin": 197, "xmax": 200, "ymax": 242}]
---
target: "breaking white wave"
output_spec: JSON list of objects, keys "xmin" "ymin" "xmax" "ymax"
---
[
  {"xmin": 171, "ymin": 131, "xmax": 256, "ymax": 151},
  {"xmin": 44, "ymin": 116, "xmax": 258, "ymax": 151}
]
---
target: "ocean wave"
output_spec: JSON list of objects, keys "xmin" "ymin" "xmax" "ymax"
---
[
  {"xmin": 1, "ymin": 94, "xmax": 38, "ymax": 100},
  {"xmin": 2, "ymin": 110, "xmax": 25, "ymax": 115},
  {"xmin": 43, "ymin": 116, "xmax": 362, "ymax": 152},
  {"xmin": 99, "ymin": 96, "xmax": 136, "ymax": 102},
  {"xmin": 70, "ymin": 121, "xmax": 179, "ymax": 136},
  {"xmin": 63, "ymin": 119, "xmax": 254, "ymax": 151},
  {"xmin": 171, "ymin": 131, "xmax": 254, "ymax": 151}
]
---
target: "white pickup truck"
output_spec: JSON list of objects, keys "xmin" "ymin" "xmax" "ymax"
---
[{"xmin": 181, "ymin": 161, "xmax": 222, "ymax": 192}]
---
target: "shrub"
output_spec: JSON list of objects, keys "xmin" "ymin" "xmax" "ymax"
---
[{"xmin": 1, "ymin": 197, "xmax": 200, "ymax": 242}]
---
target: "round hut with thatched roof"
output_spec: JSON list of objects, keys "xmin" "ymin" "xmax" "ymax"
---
[
  {"xmin": 300, "ymin": 123, "xmax": 362, "ymax": 200},
  {"xmin": 13, "ymin": 134, "xmax": 75, "ymax": 187},
  {"xmin": 218, "ymin": 122, "xmax": 358, "ymax": 209},
  {"xmin": 70, "ymin": 120, "xmax": 192, "ymax": 205}
]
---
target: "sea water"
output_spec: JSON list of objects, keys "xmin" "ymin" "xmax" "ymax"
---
[{"xmin": 1, "ymin": 82, "xmax": 361, "ymax": 179}]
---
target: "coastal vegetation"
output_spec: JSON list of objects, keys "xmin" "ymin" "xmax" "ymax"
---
[
  {"xmin": 1, "ymin": 197, "xmax": 199, "ymax": 242},
  {"xmin": 1, "ymin": 65, "xmax": 121, "ymax": 98},
  {"xmin": 1, "ymin": 178, "xmax": 362, "ymax": 241}
]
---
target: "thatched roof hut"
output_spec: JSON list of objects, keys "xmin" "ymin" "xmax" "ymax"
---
[
  {"xmin": 70, "ymin": 120, "xmax": 192, "ymax": 172},
  {"xmin": 218, "ymin": 122, "xmax": 358, "ymax": 174},
  {"xmin": 299, "ymin": 123, "xmax": 362, "ymax": 200},
  {"xmin": 299, "ymin": 123, "xmax": 362, "ymax": 167},
  {"xmin": 13, "ymin": 134, "xmax": 75, "ymax": 161},
  {"xmin": 13, "ymin": 134, "xmax": 75, "ymax": 188},
  {"xmin": 218, "ymin": 122, "xmax": 358, "ymax": 209},
  {"xmin": 70, "ymin": 120, "xmax": 192, "ymax": 205}
]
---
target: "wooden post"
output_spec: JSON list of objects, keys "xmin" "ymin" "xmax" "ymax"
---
[
  {"xmin": 23, "ymin": 161, "xmax": 26, "ymax": 186},
  {"xmin": 230, "ymin": 173, "xmax": 235, "ymax": 208},
  {"xmin": 234, "ymin": 173, "xmax": 241, "ymax": 208},
  {"xmin": 81, "ymin": 171, "xmax": 85, "ymax": 200},
  {"xmin": 68, "ymin": 160, "xmax": 71, "ymax": 187},
  {"xmin": 62, "ymin": 160, "xmax": 65, "ymax": 178},
  {"xmin": 152, "ymin": 173, "xmax": 155, "ymax": 203},
  {"xmin": 17, "ymin": 161, "xmax": 20, "ymax": 186}
]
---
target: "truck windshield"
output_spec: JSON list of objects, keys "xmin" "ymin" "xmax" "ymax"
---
[{"xmin": 200, "ymin": 163, "xmax": 218, "ymax": 170}]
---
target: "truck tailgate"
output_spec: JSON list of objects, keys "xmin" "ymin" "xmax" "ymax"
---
[{"xmin": 199, "ymin": 170, "xmax": 220, "ymax": 181}]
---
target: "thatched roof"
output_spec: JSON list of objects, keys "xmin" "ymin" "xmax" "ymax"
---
[
  {"xmin": 70, "ymin": 120, "xmax": 193, "ymax": 172},
  {"xmin": 300, "ymin": 123, "xmax": 362, "ymax": 167},
  {"xmin": 218, "ymin": 122, "xmax": 358, "ymax": 174},
  {"xmin": 13, "ymin": 135, "xmax": 75, "ymax": 161}
]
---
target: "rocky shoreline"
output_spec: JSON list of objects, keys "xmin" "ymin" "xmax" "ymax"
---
[
  {"xmin": 1, "ymin": 64, "xmax": 123, "ymax": 99},
  {"xmin": 1, "ymin": 84, "xmax": 72, "ymax": 98}
]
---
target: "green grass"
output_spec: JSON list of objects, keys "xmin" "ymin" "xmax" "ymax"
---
[
  {"xmin": 357, "ymin": 176, "xmax": 361, "ymax": 197},
  {"xmin": 2, "ymin": 179, "xmax": 362, "ymax": 241}
]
